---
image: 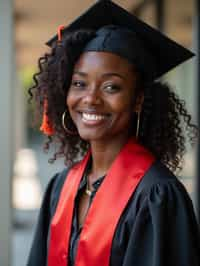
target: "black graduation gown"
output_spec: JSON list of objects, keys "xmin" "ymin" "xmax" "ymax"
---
[{"xmin": 27, "ymin": 161, "xmax": 200, "ymax": 266}]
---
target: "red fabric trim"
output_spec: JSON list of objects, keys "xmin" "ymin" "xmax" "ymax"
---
[{"xmin": 48, "ymin": 138, "xmax": 155, "ymax": 266}]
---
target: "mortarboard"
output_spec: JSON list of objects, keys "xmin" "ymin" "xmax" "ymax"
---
[
  {"xmin": 41, "ymin": 0, "xmax": 194, "ymax": 136},
  {"xmin": 46, "ymin": 0, "xmax": 194, "ymax": 81}
]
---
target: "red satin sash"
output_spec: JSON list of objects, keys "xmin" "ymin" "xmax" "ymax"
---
[{"xmin": 48, "ymin": 138, "xmax": 155, "ymax": 266}]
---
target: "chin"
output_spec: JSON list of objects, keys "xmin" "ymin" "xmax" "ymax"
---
[
  {"xmin": 79, "ymin": 134, "xmax": 103, "ymax": 142},
  {"xmin": 78, "ymin": 130, "xmax": 108, "ymax": 142}
]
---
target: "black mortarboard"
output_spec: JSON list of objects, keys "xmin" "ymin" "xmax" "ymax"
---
[{"xmin": 46, "ymin": 0, "xmax": 194, "ymax": 81}]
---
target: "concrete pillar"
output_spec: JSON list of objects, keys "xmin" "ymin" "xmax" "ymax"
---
[
  {"xmin": 0, "ymin": 0, "xmax": 14, "ymax": 265},
  {"xmin": 196, "ymin": 0, "xmax": 200, "ymax": 223}
]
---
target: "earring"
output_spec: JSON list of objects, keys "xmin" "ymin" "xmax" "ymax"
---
[
  {"xmin": 136, "ymin": 111, "xmax": 141, "ymax": 139},
  {"xmin": 62, "ymin": 110, "xmax": 78, "ymax": 135}
]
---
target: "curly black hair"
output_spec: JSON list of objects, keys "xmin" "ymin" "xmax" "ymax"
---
[{"xmin": 29, "ymin": 29, "xmax": 197, "ymax": 173}]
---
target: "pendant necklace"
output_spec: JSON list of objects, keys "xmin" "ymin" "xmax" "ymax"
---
[{"xmin": 85, "ymin": 174, "xmax": 92, "ymax": 197}]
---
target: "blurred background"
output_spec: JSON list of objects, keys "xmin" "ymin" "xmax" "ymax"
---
[{"xmin": 0, "ymin": 0, "xmax": 199, "ymax": 265}]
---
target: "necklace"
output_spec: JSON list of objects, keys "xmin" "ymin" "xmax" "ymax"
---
[
  {"xmin": 85, "ymin": 170, "xmax": 106, "ymax": 197},
  {"xmin": 85, "ymin": 174, "xmax": 92, "ymax": 197}
]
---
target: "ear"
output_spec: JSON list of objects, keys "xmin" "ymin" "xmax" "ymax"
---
[{"xmin": 134, "ymin": 92, "xmax": 144, "ymax": 113}]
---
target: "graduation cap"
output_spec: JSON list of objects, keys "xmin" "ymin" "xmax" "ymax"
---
[
  {"xmin": 41, "ymin": 0, "xmax": 194, "ymax": 136},
  {"xmin": 46, "ymin": 0, "xmax": 194, "ymax": 80}
]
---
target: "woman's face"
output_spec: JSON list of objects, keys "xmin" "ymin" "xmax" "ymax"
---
[{"xmin": 67, "ymin": 51, "xmax": 142, "ymax": 143}]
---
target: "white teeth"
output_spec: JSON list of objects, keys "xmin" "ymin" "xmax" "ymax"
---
[{"xmin": 82, "ymin": 113, "xmax": 106, "ymax": 121}]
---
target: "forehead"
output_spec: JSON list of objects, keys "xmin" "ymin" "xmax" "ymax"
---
[{"xmin": 73, "ymin": 51, "xmax": 136, "ymax": 76}]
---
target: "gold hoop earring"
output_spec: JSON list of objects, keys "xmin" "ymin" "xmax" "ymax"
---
[
  {"xmin": 136, "ymin": 111, "xmax": 141, "ymax": 139},
  {"xmin": 62, "ymin": 110, "xmax": 78, "ymax": 135}
]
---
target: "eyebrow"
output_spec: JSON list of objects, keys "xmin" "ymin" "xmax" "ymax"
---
[{"xmin": 73, "ymin": 71, "xmax": 125, "ymax": 80}]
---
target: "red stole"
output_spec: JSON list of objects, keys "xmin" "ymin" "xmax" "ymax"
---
[{"xmin": 48, "ymin": 138, "xmax": 155, "ymax": 266}]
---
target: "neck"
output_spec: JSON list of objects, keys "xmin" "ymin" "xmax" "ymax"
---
[{"xmin": 89, "ymin": 134, "xmax": 131, "ymax": 182}]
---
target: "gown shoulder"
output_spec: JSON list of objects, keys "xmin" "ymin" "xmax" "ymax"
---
[{"xmin": 120, "ymin": 161, "xmax": 200, "ymax": 266}]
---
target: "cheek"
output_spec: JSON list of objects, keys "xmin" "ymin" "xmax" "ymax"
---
[
  {"xmin": 66, "ymin": 94, "xmax": 76, "ymax": 122},
  {"xmin": 65, "ymin": 95, "xmax": 76, "ymax": 125},
  {"xmin": 66, "ymin": 91, "xmax": 77, "ymax": 109},
  {"xmin": 66, "ymin": 94, "xmax": 71, "ymax": 109},
  {"xmin": 110, "ymin": 94, "xmax": 136, "ymax": 114}
]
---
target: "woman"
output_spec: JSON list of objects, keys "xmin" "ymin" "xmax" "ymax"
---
[{"xmin": 27, "ymin": 1, "xmax": 200, "ymax": 266}]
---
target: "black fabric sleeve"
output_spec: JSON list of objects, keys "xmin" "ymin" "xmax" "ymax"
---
[
  {"xmin": 26, "ymin": 168, "xmax": 69, "ymax": 266},
  {"xmin": 122, "ymin": 179, "xmax": 200, "ymax": 266},
  {"xmin": 26, "ymin": 174, "xmax": 58, "ymax": 266}
]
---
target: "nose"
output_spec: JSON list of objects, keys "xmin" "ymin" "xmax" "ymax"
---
[{"xmin": 83, "ymin": 86, "xmax": 102, "ymax": 105}]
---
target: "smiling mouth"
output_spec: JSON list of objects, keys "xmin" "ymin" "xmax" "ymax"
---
[{"xmin": 81, "ymin": 112, "xmax": 109, "ymax": 125}]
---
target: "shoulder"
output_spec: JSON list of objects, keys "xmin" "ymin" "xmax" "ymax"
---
[
  {"xmin": 136, "ymin": 160, "xmax": 186, "ymax": 194},
  {"xmin": 48, "ymin": 162, "xmax": 78, "ymax": 196},
  {"xmin": 133, "ymin": 161, "xmax": 195, "ymax": 213},
  {"xmin": 50, "ymin": 168, "xmax": 69, "ymax": 194},
  {"xmin": 45, "ymin": 161, "xmax": 82, "ymax": 216},
  {"xmin": 119, "ymin": 160, "xmax": 199, "ymax": 245},
  {"xmin": 47, "ymin": 167, "xmax": 71, "ymax": 215}
]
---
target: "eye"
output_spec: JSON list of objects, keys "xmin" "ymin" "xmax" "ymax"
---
[
  {"xmin": 103, "ymin": 84, "xmax": 121, "ymax": 93},
  {"xmin": 71, "ymin": 80, "xmax": 86, "ymax": 89}
]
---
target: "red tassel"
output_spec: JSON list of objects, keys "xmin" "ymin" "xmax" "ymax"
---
[
  {"xmin": 40, "ymin": 99, "xmax": 54, "ymax": 136},
  {"xmin": 57, "ymin": 25, "xmax": 65, "ymax": 42}
]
